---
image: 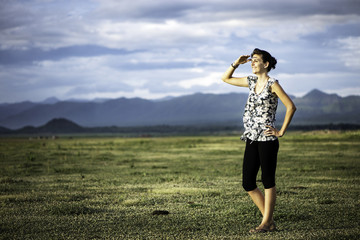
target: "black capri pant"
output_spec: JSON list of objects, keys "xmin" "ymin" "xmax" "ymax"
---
[{"xmin": 242, "ymin": 139, "xmax": 279, "ymax": 192}]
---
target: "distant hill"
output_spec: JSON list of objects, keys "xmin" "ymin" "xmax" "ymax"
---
[
  {"xmin": 3, "ymin": 118, "xmax": 359, "ymax": 136},
  {"xmin": 37, "ymin": 118, "xmax": 84, "ymax": 133},
  {"xmin": 5, "ymin": 118, "xmax": 245, "ymax": 135},
  {"xmin": 289, "ymin": 89, "xmax": 360, "ymax": 125},
  {"xmin": 0, "ymin": 126, "xmax": 12, "ymax": 134},
  {"xmin": 40, "ymin": 97, "xmax": 60, "ymax": 104},
  {"xmin": 9, "ymin": 118, "xmax": 84, "ymax": 134},
  {"xmin": 0, "ymin": 101, "xmax": 38, "ymax": 120},
  {"xmin": 0, "ymin": 89, "xmax": 359, "ymax": 130}
]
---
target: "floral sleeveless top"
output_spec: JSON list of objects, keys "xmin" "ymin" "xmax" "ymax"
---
[{"xmin": 241, "ymin": 76, "xmax": 279, "ymax": 142}]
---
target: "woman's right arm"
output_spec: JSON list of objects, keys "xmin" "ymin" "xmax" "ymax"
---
[{"xmin": 221, "ymin": 55, "xmax": 251, "ymax": 87}]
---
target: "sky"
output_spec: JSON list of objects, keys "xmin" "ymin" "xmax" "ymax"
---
[{"xmin": 0, "ymin": 0, "xmax": 360, "ymax": 103}]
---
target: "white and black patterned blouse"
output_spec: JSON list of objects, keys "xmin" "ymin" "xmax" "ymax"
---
[{"xmin": 241, "ymin": 76, "xmax": 279, "ymax": 142}]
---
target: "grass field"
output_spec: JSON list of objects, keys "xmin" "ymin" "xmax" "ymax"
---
[{"xmin": 0, "ymin": 131, "xmax": 359, "ymax": 239}]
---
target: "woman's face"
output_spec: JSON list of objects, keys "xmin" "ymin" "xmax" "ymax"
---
[{"xmin": 251, "ymin": 54, "xmax": 268, "ymax": 74}]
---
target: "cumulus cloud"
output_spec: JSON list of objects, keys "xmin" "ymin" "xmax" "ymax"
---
[
  {"xmin": 2, "ymin": 0, "xmax": 358, "ymax": 50},
  {"xmin": 0, "ymin": 0, "xmax": 359, "ymax": 102},
  {"xmin": 273, "ymin": 71, "xmax": 360, "ymax": 97},
  {"xmin": 336, "ymin": 36, "xmax": 360, "ymax": 69}
]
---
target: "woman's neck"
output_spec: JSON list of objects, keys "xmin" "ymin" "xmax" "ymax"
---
[{"xmin": 256, "ymin": 73, "xmax": 269, "ymax": 83}]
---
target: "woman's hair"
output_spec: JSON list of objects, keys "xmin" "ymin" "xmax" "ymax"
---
[{"xmin": 251, "ymin": 48, "xmax": 277, "ymax": 72}]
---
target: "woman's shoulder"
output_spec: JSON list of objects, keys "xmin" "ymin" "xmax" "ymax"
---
[
  {"xmin": 268, "ymin": 77, "xmax": 281, "ymax": 95},
  {"xmin": 268, "ymin": 77, "xmax": 279, "ymax": 86},
  {"xmin": 248, "ymin": 75, "xmax": 258, "ymax": 81},
  {"xmin": 247, "ymin": 75, "xmax": 257, "ymax": 87}
]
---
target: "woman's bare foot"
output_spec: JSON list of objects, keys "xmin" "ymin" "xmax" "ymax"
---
[{"xmin": 249, "ymin": 221, "xmax": 276, "ymax": 233}]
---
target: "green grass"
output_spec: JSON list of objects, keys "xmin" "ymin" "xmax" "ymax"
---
[{"xmin": 0, "ymin": 131, "xmax": 359, "ymax": 239}]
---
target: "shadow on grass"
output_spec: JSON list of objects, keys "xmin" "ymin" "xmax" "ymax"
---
[{"xmin": 49, "ymin": 202, "xmax": 102, "ymax": 216}]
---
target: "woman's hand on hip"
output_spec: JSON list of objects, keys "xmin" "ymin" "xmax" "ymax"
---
[{"xmin": 265, "ymin": 125, "xmax": 283, "ymax": 137}]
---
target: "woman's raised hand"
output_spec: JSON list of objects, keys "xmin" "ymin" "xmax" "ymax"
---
[{"xmin": 234, "ymin": 55, "xmax": 251, "ymax": 66}]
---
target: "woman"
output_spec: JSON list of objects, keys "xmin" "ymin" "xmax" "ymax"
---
[{"xmin": 221, "ymin": 48, "xmax": 296, "ymax": 233}]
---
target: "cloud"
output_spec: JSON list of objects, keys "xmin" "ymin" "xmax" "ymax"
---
[
  {"xmin": 259, "ymin": 14, "xmax": 360, "ymax": 43},
  {"xmin": 93, "ymin": 0, "xmax": 360, "ymax": 21},
  {"xmin": 273, "ymin": 71, "xmax": 360, "ymax": 97},
  {"xmin": 93, "ymin": 0, "xmax": 196, "ymax": 20},
  {"xmin": 2, "ymin": 0, "xmax": 358, "ymax": 51},
  {"xmin": 165, "ymin": 72, "xmax": 222, "ymax": 89},
  {"xmin": 0, "ymin": 0, "xmax": 359, "ymax": 103},
  {"xmin": 336, "ymin": 36, "xmax": 360, "ymax": 69},
  {"xmin": 0, "ymin": 45, "xmax": 141, "ymax": 65}
]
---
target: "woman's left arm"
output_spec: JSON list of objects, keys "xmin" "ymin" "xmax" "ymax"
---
[{"xmin": 265, "ymin": 82, "xmax": 297, "ymax": 137}]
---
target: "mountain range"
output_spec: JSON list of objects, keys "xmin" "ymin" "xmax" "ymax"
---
[{"xmin": 1, "ymin": 89, "xmax": 359, "ymax": 130}]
